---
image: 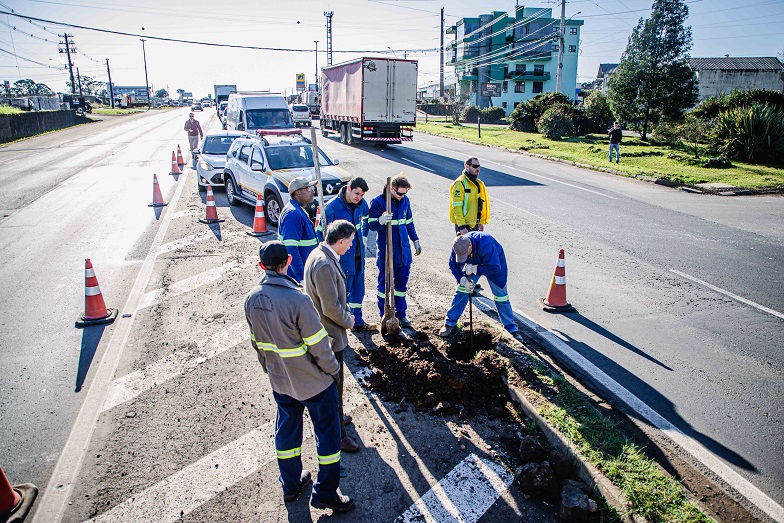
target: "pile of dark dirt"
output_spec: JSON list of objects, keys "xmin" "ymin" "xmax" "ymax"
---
[{"xmin": 355, "ymin": 326, "xmax": 513, "ymax": 418}]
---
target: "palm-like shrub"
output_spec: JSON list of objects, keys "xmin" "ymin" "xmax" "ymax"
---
[{"xmin": 711, "ymin": 103, "xmax": 784, "ymax": 163}]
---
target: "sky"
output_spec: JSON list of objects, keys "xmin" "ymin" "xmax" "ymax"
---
[{"xmin": 1, "ymin": 0, "xmax": 783, "ymax": 99}]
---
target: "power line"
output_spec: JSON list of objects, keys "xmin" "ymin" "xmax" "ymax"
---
[{"xmin": 0, "ymin": 45, "xmax": 64, "ymax": 68}]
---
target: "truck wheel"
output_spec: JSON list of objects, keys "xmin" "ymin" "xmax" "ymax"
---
[
  {"xmin": 321, "ymin": 127, "xmax": 329, "ymax": 138},
  {"xmin": 264, "ymin": 192, "xmax": 282, "ymax": 228},
  {"xmin": 225, "ymin": 176, "xmax": 240, "ymax": 206},
  {"xmin": 339, "ymin": 124, "xmax": 347, "ymax": 144}
]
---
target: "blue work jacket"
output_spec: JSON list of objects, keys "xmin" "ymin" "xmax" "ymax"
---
[
  {"xmin": 316, "ymin": 186, "xmax": 369, "ymax": 276},
  {"xmin": 448, "ymin": 232, "xmax": 508, "ymax": 288},
  {"xmin": 368, "ymin": 190, "xmax": 419, "ymax": 267},
  {"xmin": 278, "ymin": 198, "xmax": 318, "ymax": 282}
]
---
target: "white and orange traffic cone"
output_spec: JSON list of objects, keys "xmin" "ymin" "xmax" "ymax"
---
[
  {"xmin": 148, "ymin": 173, "xmax": 167, "ymax": 207},
  {"xmin": 539, "ymin": 249, "xmax": 575, "ymax": 313},
  {"xmin": 75, "ymin": 259, "xmax": 118, "ymax": 328},
  {"xmin": 176, "ymin": 144, "xmax": 185, "ymax": 168},
  {"xmin": 0, "ymin": 467, "xmax": 37, "ymax": 523},
  {"xmin": 170, "ymin": 151, "xmax": 181, "ymax": 176},
  {"xmin": 247, "ymin": 193, "xmax": 272, "ymax": 236},
  {"xmin": 314, "ymin": 205, "xmax": 322, "ymax": 235},
  {"xmin": 199, "ymin": 185, "xmax": 224, "ymax": 224}
]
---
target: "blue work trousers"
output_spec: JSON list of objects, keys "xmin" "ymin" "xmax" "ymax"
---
[
  {"xmin": 376, "ymin": 262, "xmax": 411, "ymax": 319},
  {"xmin": 345, "ymin": 264, "xmax": 366, "ymax": 325},
  {"xmin": 273, "ymin": 384, "xmax": 342, "ymax": 504},
  {"xmin": 445, "ymin": 275, "xmax": 518, "ymax": 334}
]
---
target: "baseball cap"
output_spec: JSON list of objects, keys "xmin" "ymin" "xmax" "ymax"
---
[
  {"xmin": 259, "ymin": 241, "xmax": 289, "ymax": 268},
  {"xmin": 288, "ymin": 177, "xmax": 317, "ymax": 195},
  {"xmin": 452, "ymin": 235, "xmax": 472, "ymax": 263}
]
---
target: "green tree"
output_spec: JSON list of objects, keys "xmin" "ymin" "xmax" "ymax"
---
[
  {"xmin": 66, "ymin": 75, "xmax": 105, "ymax": 96},
  {"xmin": 583, "ymin": 90, "xmax": 615, "ymax": 130},
  {"xmin": 10, "ymin": 79, "xmax": 55, "ymax": 96},
  {"xmin": 607, "ymin": 0, "xmax": 698, "ymax": 139},
  {"xmin": 155, "ymin": 89, "xmax": 169, "ymax": 98}
]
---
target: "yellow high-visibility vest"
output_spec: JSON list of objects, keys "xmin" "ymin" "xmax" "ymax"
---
[{"xmin": 449, "ymin": 173, "xmax": 490, "ymax": 227}]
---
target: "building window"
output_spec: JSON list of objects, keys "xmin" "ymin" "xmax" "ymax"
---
[
  {"xmin": 552, "ymin": 43, "xmax": 559, "ymax": 52},
  {"xmin": 553, "ymin": 25, "xmax": 558, "ymax": 32},
  {"xmin": 569, "ymin": 45, "xmax": 576, "ymax": 53},
  {"xmin": 515, "ymin": 64, "xmax": 526, "ymax": 74},
  {"xmin": 502, "ymin": 102, "xmax": 507, "ymax": 109},
  {"xmin": 502, "ymin": 81, "xmax": 508, "ymax": 93},
  {"xmin": 513, "ymin": 102, "xmax": 520, "ymax": 109},
  {"xmin": 534, "ymin": 64, "xmax": 544, "ymax": 76},
  {"xmin": 533, "ymin": 82, "xmax": 543, "ymax": 94},
  {"xmin": 570, "ymin": 27, "xmax": 577, "ymax": 35},
  {"xmin": 515, "ymin": 81, "xmax": 525, "ymax": 93}
]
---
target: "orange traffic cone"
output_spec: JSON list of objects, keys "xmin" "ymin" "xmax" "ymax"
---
[
  {"xmin": 176, "ymin": 144, "xmax": 185, "ymax": 168},
  {"xmin": 247, "ymin": 193, "xmax": 272, "ymax": 236},
  {"xmin": 539, "ymin": 249, "xmax": 575, "ymax": 313},
  {"xmin": 75, "ymin": 259, "xmax": 118, "ymax": 328},
  {"xmin": 0, "ymin": 467, "xmax": 37, "ymax": 522},
  {"xmin": 170, "ymin": 151, "xmax": 181, "ymax": 175},
  {"xmin": 148, "ymin": 173, "xmax": 167, "ymax": 207},
  {"xmin": 199, "ymin": 185, "xmax": 225, "ymax": 224}
]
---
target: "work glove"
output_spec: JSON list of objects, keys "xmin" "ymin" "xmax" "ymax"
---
[
  {"xmin": 413, "ymin": 240, "xmax": 421, "ymax": 256},
  {"xmin": 463, "ymin": 263, "xmax": 478, "ymax": 275},
  {"xmin": 378, "ymin": 212, "xmax": 393, "ymax": 225},
  {"xmin": 460, "ymin": 276, "xmax": 475, "ymax": 293}
]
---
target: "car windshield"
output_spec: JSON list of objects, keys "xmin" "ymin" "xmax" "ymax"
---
[
  {"xmin": 245, "ymin": 109, "xmax": 294, "ymax": 130},
  {"xmin": 266, "ymin": 145, "xmax": 332, "ymax": 170},
  {"xmin": 201, "ymin": 136, "xmax": 237, "ymax": 155}
]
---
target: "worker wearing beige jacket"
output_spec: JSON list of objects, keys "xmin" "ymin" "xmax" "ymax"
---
[{"xmin": 303, "ymin": 219, "xmax": 361, "ymax": 455}]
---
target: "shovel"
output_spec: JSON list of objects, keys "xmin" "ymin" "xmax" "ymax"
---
[
  {"xmin": 468, "ymin": 277, "xmax": 474, "ymax": 351},
  {"xmin": 381, "ymin": 177, "xmax": 400, "ymax": 337}
]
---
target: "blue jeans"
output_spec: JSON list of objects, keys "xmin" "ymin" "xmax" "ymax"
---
[
  {"xmin": 445, "ymin": 275, "xmax": 518, "ymax": 334},
  {"xmin": 609, "ymin": 143, "xmax": 620, "ymax": 163},
  {"xmin": 273, "ymin": 384, "xmax": 342, "ymax": 503}
]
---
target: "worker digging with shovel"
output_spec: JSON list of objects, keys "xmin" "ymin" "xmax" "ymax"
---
[{"xmin": 439, "ymin": 232, "xmax": 525, "ymax": 345}]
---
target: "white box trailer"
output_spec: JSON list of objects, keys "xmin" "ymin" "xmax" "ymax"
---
[{"xmin": 320, "ymin": 57, "xmax": 417, "ymax": 145}]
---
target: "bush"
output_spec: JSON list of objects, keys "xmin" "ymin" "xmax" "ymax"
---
[
  {"xmin": 461, "ymin": 105, "xmax": 481, "ymax": 123},
  {"xmin": 537, "ymin": 105, "xmax": 576, "ymax": 139},
  {"xmin": 691, "ymin": 89, "xmax": 784, "ymax": 119},
  {"xmin": 481, "ymin": 106, "xmax": 506, "ymax": 123},
  {"xmin": 651, "ymin": 121, "xmax": 682, "ymax": 146},
  {"xmin": 710, "ymin": 103, "xmax": 784, "ymax": 163},
  {"xmin": 509, "ymin": 92, "xmax": 571, "ymax": 132},
  {"xmin": 583, "ymin": 91, "xmax": 615, "ymax": 130}
]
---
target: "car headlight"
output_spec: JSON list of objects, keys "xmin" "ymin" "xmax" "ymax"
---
[{"xmin": 199, "ymin": 161, "xmax": 214, "ymax": 171}]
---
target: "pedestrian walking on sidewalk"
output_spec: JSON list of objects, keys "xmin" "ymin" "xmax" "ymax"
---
[
  {"xmin": 304, "ymin": 220, "xmax": 362, "ymax": 455},
  {"xmin": 279, "ymin": 177, "xmax": 318, "ymax": 283},
  {"xmin": 439, "ymin": 232, "xmax": 524, "ymax": 344},
  {"xmin": 184, "ymin": 112, "xmax": 203, "ymax": 152},
  {"xmin": 449, "ymin": 157, "xmax": 490, "ymax": 236},
  {"xmin": 609, "ymin": 122, "xmax": 622, "ymax": 164},
  {"xmin": 368, "ymin": 174, "xmax": 421, "ymax": 328},
  {"xmin": 245, "ymin": 241, "xmax": 354, "ymax": 512}
]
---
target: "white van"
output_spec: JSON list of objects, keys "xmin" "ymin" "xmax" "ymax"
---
[{"xmin": 225, "ymin": 93, "xmax": 296, "ymax": 133}]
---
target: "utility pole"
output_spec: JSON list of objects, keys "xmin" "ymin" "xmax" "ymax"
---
[
  {"xmin": 141, "ymin": 39, "xmax": 151, "ymax": 110},
  {"xmin": 440, "ymin": 7, "xmax": 444, "ymax": 98},
  {"xmin": 76, "ymin": 67, "xmax": 83, "ymax": 96},
  {"xmin": 106, "ymin": 58, "xmax": 115, "ymax": 108},
  {"xmin": 555, "ymin": 0, "xmax": 566, "ymax": 94},
  {"xmin": 314, "ymin": 40, "xmax": 319, "ymax": 91},
  {"xmin": 59, "ymin": 34, "xmax": 76, "ymax": 95},
  {"xmin": 324, "ymin": 11, "xmax": 334, "ymax": 67}
]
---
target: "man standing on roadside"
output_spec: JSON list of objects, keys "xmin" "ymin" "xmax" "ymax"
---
[
  {"xmin": 317, "ymin": 177, "xmax": 376, "ymax": 332},
  {"xmin": 279, "ymin": 177, "xmax": 318, "ymax": 283},
  {"xmin": 245, "ymin": 241, "xmax": 354, "ymax": 512},
  {"xmin": 304, "ymin": 220, "xmax": 362, "ymax": 455},
  {"xmin": 184, "ymin": 112, "xmax": 203, "ymax": 152},
  {"xmin": 449, "ymin": 157, "xmax": 490, "ymax": 236},
  {"xmin": 609, "ymin": 122, "xmax": 622, "ymax": 164}
]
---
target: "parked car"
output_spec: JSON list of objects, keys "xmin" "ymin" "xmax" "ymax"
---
[
  {"xmin": 201, "ymin": 100, "xmax": 211, "ymax": 109},
  {"xmin": 222, "ymin": 133, "xmax": 348, "ymax": 227},
  {"xmin": 193, "ymin": 131, "xmax": 250, "ymax": 192},
  {"xmin": 191, "ymin": 103, "xmax": 203, "ymax": 112},
  {"xmin": 289, "ymin": 104, "xmax": 311, "ymax": 127}
]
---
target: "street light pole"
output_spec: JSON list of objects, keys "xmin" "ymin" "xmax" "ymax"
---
[
  {"xmin": 314, "ymin": 40, "xmax": 319, "ymax": 91},
  {"xmin": 141, "ymin": 38, "xmax": 151, "ymax": 110}
]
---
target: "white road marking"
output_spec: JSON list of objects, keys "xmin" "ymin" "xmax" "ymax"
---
[
  {"xmin": 136, "ymin": 261, "xmax": 245, "ymax": 310},
  {"xmin": 400, "ymin": 157, "xmax": 435, "ymax": 172},
  {"xmin": 669, "ymin": 268, "xmax": 784, "ymax": 321},
  {"xmin": 395, "ymin": 454, "xmax": 513, "ymax": 523},
  {"xmin": 32, "ymin": 171, "xmax": 191, "ymax": 523},
  {"xmin": 471, "ymin": 295, "xmax": 784, "ymax": 523},
  {"xmin": 100, "ymin": 321, "xmax": 249, "ymax": 413},
  {"xmin": 170, "ymin": 209, "xmax": 198, "ymax": 219},
  {"xmin": 156, "ymin": 232, "xmax": 208, "ymax": 255}
]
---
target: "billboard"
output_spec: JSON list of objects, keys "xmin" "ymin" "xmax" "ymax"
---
[
  {"xmin": 308, "ymin": 83, "xmax": 318, "ymax": 92},
  {"xmin": 480, "ymin": 83, "xmax": 501, "ymax": 97},
  {"xmin": 296, "ymin": 74, "xmax": 306, "ymax": 91}
]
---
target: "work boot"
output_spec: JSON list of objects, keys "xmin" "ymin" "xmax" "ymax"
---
[
  {"xmin": 311, "ymin": 494, "xmax": 355, "ymax": 512},
  {"xmin": 398, "ymin": 317, "xmax": 412, "ymax": 328},
  {"xmin": 438, "ymin": 324, "xmax": 455, "ymax": 337},
  {"xmin": 351, "ymin": 322, "xmax": 377, "ymax": 333},
  {"xmin": 340, "ymin": 435, "xmax": 360, "ymax": 453},
  {"xmin": 512, "ymin": 332, "xmax": 525, "ymax": 344},
  {"xmin": 342, "ymin": 414, "xmax": 353, "ymax": 426},
  {"xmin": 283, "ymin": 470, "xmax": 312, "ymax": 502}
]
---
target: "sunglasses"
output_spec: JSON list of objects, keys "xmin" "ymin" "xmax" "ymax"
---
[
  {"xmin": 391, "ymin": 187, "xmax": 408, "ymax": 196},
  {"xmin": 469, "ymin": 164, "xmax": 480, "ymax": 168}
]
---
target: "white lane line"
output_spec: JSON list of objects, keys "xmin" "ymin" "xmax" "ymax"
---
[
  {"xmin": 136, "ymin": 261, "xmax": 246, "ymax": 310},
  {"xmin": 417, "ymin": 139, "xmax": 616, "ymax": 199},
  {"xmin": 100, "ymin": 321, "xmax": 248, "ymax": 413},
  {"xmin": 472, "ymin": 296, "xmax": 784, "ymax": 523},
  {"xmin": 32, "ymin": 171, "xmax": 191, "ymax": 523},
  {"xmin": 395, "ymin": 454, "xmax": 513, "ymax": 523},
  {"xmin": 669, "ymin": 268, "xmax": 784, "ymax": 321},
  {"xmin": 400, "ymin": 157, "xmax": 435, "ymax": 172}
]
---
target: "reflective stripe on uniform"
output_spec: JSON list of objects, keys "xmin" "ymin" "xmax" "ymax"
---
[
  {"xmin": 257, "ymin": 342, "xmax": 308, "ymax": 358},
  {"xmin": 276, "ymin": 447, "xmax": 302, "ymax": 460},
  {"xmin": 461, "ymin": 178, "xmax": 470, "ymax": 218},
  {"xmin": 281, "ymin": 238, "xmax": 318, "ymax": 248},
  {"xmin": 493, "ymin": 294, "xmax": 509, "ymax": 302},
  {"xmin": 393, "ymin": 290, "xmax": 406, "ymax": 297},
  {"xmin": 303, "ymin": 327, "xmax": 328, "ymax": 346},
  {"xmin": 376, "ymin": 290, "xmax": 386, "ymax": 298},
  {"xmin": 457, "ymin": 286, "xmax": 470, "ymax": 294},
  {"xmin": 318, "ymin": 451, "xmax": 341, "ymax": 465},
  {"xmin": 348, "ymin": 302, "xmax": 362, "ymax": 309}
]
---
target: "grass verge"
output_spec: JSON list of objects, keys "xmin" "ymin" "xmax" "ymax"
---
[
  {"xmin": 507, "ymin": 354, "xmax": 712, "ymax": 523},
  {"xmin": 0, "ymin": 106, "xmax": 24, "ymax": 115},
  {"xmin": 416, "ymin": 121, "xmax": 784, "ymax": 191},
  {"xmin": 92, "ymin": 108, "xmax": 141, "ymax": 115}
]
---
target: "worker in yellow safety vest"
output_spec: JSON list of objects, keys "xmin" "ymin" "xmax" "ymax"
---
[{"xmin": 449, "ymin": 157, "xmax": 490, "ymax": 236}]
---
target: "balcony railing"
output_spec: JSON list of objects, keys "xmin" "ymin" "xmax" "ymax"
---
[{"xmin": 504, "ymin": 72, "xmax": 551, "ymax": 81}]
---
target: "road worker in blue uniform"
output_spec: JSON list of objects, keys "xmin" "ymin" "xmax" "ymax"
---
[
  {"xmin": 245, "ymin": 241, "xmax": 354, "ymax": 512},
  {"xmin": 367, "ymin": 174, "xmax": 421, "ymax": 327},
  {"xmin": 439, "ymin": 232, "xmax": 524, "ymax": 344},
  {"xmin": 278, "ymin": 177, "xmax": 318, "ymax": 282},
  {"xmin": 316, "ymin": 177, "xmax": 376, "ymax": 332}
]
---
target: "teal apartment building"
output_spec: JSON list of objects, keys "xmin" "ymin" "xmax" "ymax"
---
[{"xmin": 447, "ymin": 5, "xmax": 583, "ymax": 115}]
